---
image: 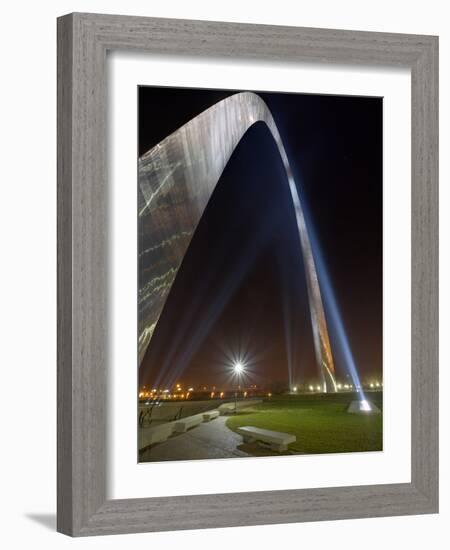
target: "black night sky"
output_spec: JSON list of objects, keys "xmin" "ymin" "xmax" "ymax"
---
[{"xmin": 138, "ymin": 87, "xmax": 382, "ymax": 389}]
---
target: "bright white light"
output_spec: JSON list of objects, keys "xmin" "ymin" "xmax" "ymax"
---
[
  {"xmin": 234, "ymin": 362, "xmax": 244, "ymax": 374},
  {"xmin": 360, "ymin": 399, "xmax": 371, "ymax": 412},
  {"xmin": 376, "ymin": 382, "xmax": 380, "ymax": 387},
  {"xmin": 293, "ymin": 386, "xmax": 298, "ymax": 392},
  {"xmin": 309, "ymin": 385, "xmax": 314, "ymax": 391},
  {"xmin": 370, "ymin": 383, "xmax": 374, "ymax": 388},
  {"xmin": 316, "ymin": 385, "xmax": 321, "ymax": 391}
]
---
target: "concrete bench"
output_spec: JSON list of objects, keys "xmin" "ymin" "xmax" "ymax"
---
[
  {"xmin": 218, "ymin": 399, "xmax": 262, "ymax": 415},
  {"xmin": 173, "ymin": 414, "xmax": 204, "ymax": 433},
  {"xmin": 237, "ymin": 426, "xmax": 296, "ymax": 452},
  {"xmin": 202, "ymin": 410, "xmax": 220, "ymax": 422},
  {"xmin": 139, "ymin": 422, "xmax": 175, "ymax": 449},
  {"xmin": 218, "ymin": 403, "xmax": 235, "ymax": 415}
]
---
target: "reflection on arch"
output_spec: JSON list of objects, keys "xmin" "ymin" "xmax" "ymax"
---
[{"xmin": 138, "ymin": 92, "xmax": 337, "ymax": 392}]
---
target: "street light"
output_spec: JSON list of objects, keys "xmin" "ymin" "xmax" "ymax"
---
[
  {"xmin": 233, "ymin": 361, "xmax": 244, "ymax": 413},
  {"xmin": 234, "ymin": 362, "xmax": 244, "ymax": 374}
]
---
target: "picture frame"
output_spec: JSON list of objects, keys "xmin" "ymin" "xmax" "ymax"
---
[{"xmin": 57, "ymin": 12, "xmax": 438, "ymax": 536}]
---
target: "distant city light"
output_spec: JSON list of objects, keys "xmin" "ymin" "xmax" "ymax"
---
[
  {"xmin": 188, "ymin": 387, "xmax": 194, "ymax": 392},
  {"xmin": 309, "ymin": 385, "xmax": 314, "ymax": 391},
  {"xmin": 316, "ymin": 385, "xmax": 321, "ymax": 391},
  {"xmin": 370, "ymin": 383, "xmax": 374, "ymax": 388},
  {"xmin": 337, "ymin": 384, "xmax": 342, "ymax": 390},
  {"xmin": 376, "ymin": 382, "xmax": 380, "ymax": 387},
  {"xmin": 293, "ymin": 386, "xmax": 298, "ymax": 392}
]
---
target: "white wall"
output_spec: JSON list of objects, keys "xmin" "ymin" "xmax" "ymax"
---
[{"xmin": 0, "ymin": 0, "xmax": 447, "ymax": 548}]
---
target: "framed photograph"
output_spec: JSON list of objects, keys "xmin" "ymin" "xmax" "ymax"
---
[
  {"xmin": 136, "ymin": 86, "xmax": 384, "ymax": 463},
  {"xmin": 57, "ymin": 13, "xmax": 438, "ymax": 536}
]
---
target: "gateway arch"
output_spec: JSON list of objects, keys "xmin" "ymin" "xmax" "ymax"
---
[{"xmin": 138, "ymin": 92, "xmax": 337, "ymax": 393}]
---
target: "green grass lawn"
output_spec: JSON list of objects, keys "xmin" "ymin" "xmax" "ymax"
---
[{"xmin": 226, "ymin": 392, "xmax": 383, "ymax": 455}]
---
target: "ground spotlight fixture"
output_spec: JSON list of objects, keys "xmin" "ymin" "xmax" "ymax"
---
[{"xmin": 347, "ymin": 398, "xmax": 380, "ymax": 414}]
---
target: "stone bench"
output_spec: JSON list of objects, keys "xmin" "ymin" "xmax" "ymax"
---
[
  {"xmin": 173, "ymin": 414, "xmax": 204, "ymax": 433},
  {"xmin": 202, "ymin": 410, "xmax": 220, "ymax": 422},
  {"xmin": 218, "ymin": 399, "xmax": 262, "ymax": 415},
  {"xmin": 236, "ymin": 426, "xmax": 296, "ymax": 452},
  {"xmin": 218, "ymin": 403, "xmax": 235, "ymax": 415},
  {"xmin": 139, "ymin": 422, "xmax": 175, "ymax": 449}
]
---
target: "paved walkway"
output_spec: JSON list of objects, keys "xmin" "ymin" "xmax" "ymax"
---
[{"xmin": 140, "ymin": 416, "xmax": 250, "ymax": 462}]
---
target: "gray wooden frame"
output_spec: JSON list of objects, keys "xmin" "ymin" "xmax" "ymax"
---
[{"xmin": 57, "ymin": 12, "xmax": 438, "ymax": 537}]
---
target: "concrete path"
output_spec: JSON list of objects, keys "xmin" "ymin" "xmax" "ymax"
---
[{"xmin": 140, "ymin": 416, "xmax": 250, "ymax": 462}]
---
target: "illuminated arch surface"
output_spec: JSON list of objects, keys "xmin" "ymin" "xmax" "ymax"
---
[{"xmin": 139, "ymin": 92, "xmax": 337, "ymax": 392}]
